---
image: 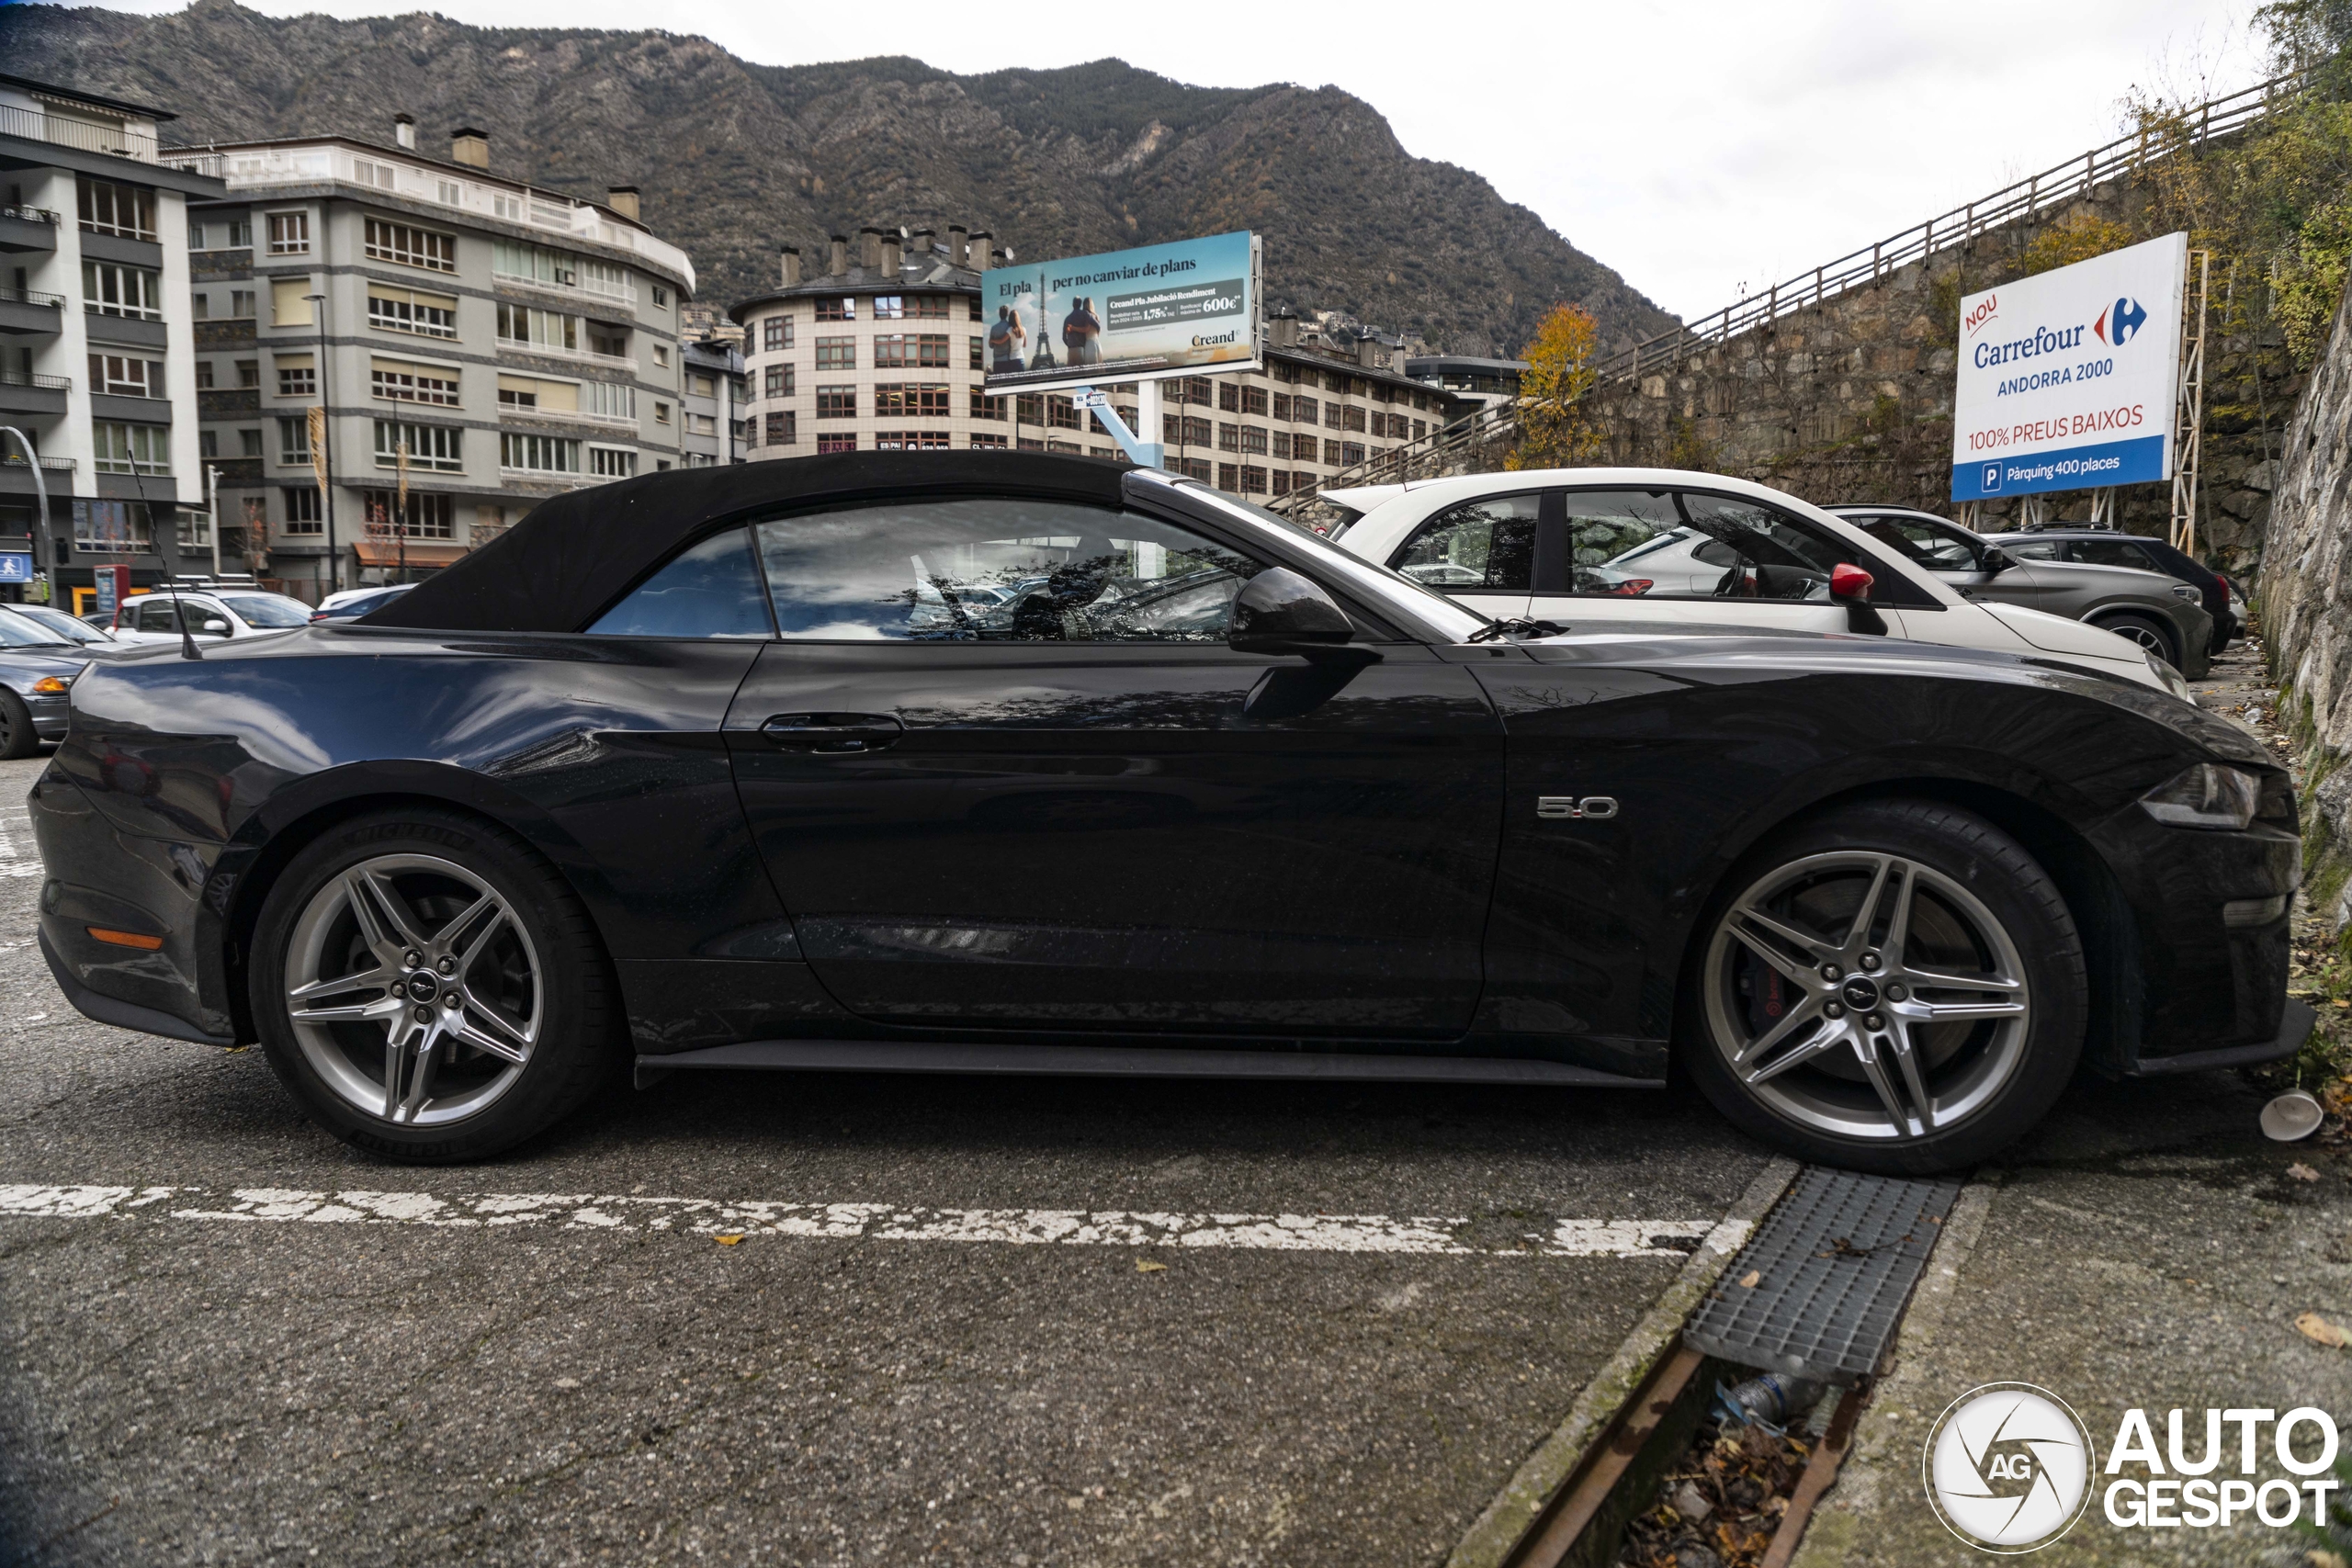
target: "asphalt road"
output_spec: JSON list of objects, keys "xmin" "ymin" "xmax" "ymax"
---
[{"xmin": 0, "ymin": 750, "xmax": 1776, "ymax": 1567}]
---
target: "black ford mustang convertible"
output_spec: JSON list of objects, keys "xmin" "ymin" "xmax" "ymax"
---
[{"xmin": 29, "ymin": 454, "xmax": 2308, "ymax": 1172}]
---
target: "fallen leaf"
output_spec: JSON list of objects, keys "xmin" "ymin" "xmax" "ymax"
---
[
  {"xmin": 1136, "ymin": 1259, "xmax": 1167, "ymax": 1273},
  {"xmin": 1738, "ymin": 1270, "xmax": 1761, "ymax": 1289},
  {"xmin": 2335, "ymin": 999, "xmax": 2350, "ymax": 1010},
  {"xmin": 716, "ymin": 1235, "xmax": 745, "ymax": 1246},
  {"xmin": 2290, "ymin": 1164, "xmax": 2322, "ymax": 1182},
  {"xmin": 2298, "ymin": 1311, "xmax": 2350, "ymax": 1348}
]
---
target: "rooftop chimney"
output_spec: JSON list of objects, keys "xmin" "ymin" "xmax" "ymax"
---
[
  {"xmin": 948, "ymin": 224, "xmax": 969, "ymax": 268},
  {"xmin": 1356, "ymin": 332, "xmax": 1383, "ymax": 369},
  {"xmin": 828, "ymin": 234, "xmax": 849, "ymax": 276},
  {"xmin": 780, "ymin": 245, "xmax": 801, "ymax": 288},
  {"xmin": 451, "ymin": 127, "xmax": 490, "ymax": 169},
  {"xmin": 393, "ymin": 113, "xmax": 417, "ymax": 151},
  {"xmin": 910, "ymin": 227, "xmax": 934, "ymax": 262},
  {"xmin": 606, "ymin": 185, "xmax": 640, "ymax": 222},
  {"xmin": 1268, "ymin": 309, "xmax": 1299, "ymax": 349},
  {"xmin": 880, "ymin": 231, "xmax": 903, "ymax": 276},
  {"xmin": 859, "ymin": 226, "xmax": 885, "ymax": 270},
  {"xmin": 971, "ymin": 231, "xmax": 993, "ymax": 269}
]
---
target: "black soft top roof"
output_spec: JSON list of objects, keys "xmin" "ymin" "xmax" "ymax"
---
[{"xmin": 362, "ymin": 451, "xmax": 1129, "ymax": 634}]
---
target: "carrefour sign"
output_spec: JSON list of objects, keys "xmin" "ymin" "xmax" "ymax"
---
[{"xmin": 1950, "ymin": 232, "xmax": 2187, "ymax": 502}]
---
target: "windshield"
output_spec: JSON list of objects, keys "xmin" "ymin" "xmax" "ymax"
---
[
  {"xmin": 0, "ymin": 605, "xmax": 102, "ymax": 644},
  {"xmin": 1142, "ymin": 477, "xmax": 1490, "ymax": 642},
  {"xmin": 0, "ymin": 607, "xmax": 80, "ymax": 648},
  {"xmin": 217, "ymin": 592, "xmax": 313, "ymax": 628}
]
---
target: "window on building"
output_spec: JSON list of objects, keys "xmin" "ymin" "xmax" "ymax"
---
[
  {"xmin": 689, "ymin": 374, "xmax": 716, "ymax": 397},
  {"xmin": 92, "ymin": 422, "xmax": 168, "ymax": 475},
  {"xmin": 1293, "ymin": 395, "xmax": 1317, "ymax": 424},
  {"xmin": 374, "ymin": 420, "xmax": 464, "ymax": 471},
  {"xmin": 763, "ymin": 316, "xmax": 792, "ymax": 352},
  {"xmin": 764, "ymin": 411, "xmax": 797, "ymax": 446},
  {"xmin": 814, "ymin": 336, "xmax": 856, "ymax": 370},
  {"xmin": 82, "ymin": 263, "xmax": 164, "ymax": 320},
  {"xmin": 1216, "ymin": 463, "xmax": 1238, "ymax": 491},
  {"xmin": 1343, "ymin": 405, "xmax": 1368, "ymax": 434},
  {"xmin": 969, "ymin": 335, "xmax": 985, "ymax": 371},
  {"xmin": 272, "ymin": 358, "xmax": 314, "ymax": 398},
  {"xmin": 817, "ymin": 298, "xmax": 855, "ymax": 321},
  {"xmin": 361, "ymin": 489, "xmax": 457, "ymax": 539},
  {"xmin": 873, "ymin": 431, "xmax": 951, "ymax": 451},
  {"xmin": 1216, "ymin": 423, "xmax": 1239, "ymax": 454},
  {"xmin": 652, "ymin": 344, "xmax": 670, "ymax": 369},
  {"xmin": 1165, "ymin": 414, "xmax": 1212, "ymax": 448},
  {"xmin": 1241, "ymin": 385, "xmax": 1268, "ymax": 416},
  {"xmin": 875, "ymin": 384, "xmax": 952, "ymax": 418},
  {"xmin": 352, "ymin": 158, "xmax": 399, "ymax": 192},
  {"xmin": 816, "ymin": 386, "xmax": 856, "ymax": 419},
  {"xmin": 1322, "ymin": 438, "xmax": 1341, "ymax": 467},
  {"xmin": 365, "ymin": 218, "xmax": 457, "ymax": 272},
  {"xmin": 1238, "ymin": 465, "xmax": 1268, "ymax": 494},
  {"xmin": 266, "ymin": 212, "xmax": 311, "ymax": 255},
  {"xmin": 872, "ymin": 333, "xmax": 951, "ymax": 368},
  {"xmin": 1048, "ymin": 397, "xmax": 1080, "ymax": 431},
  {"xmin": 870, "ymin": 296, "xmax": 904, "ymax": 320},
  {"xmin": 198, "ymin": 430, "xmax": 219, "ymax": 458},
  {"xmin": 492, "ymin": 239, "xmax": 579, "ymax": 288},
  {"xmin": 908, "ymin": 296, "xmax": 950, "ymax": 320},
  {"xmin": 72, "ymin": 499, "xmax": 153, "ymax": 552},
  {"xmin": 239, "ymin": 429, "xmax": 265, "ymax": 457},
  {"xmin": 76, "ymin": 178, "xmax": 155, "ymax": 241},
  {"xmin": 969, "ymin": 433, "xmax": 1008, "ymax": 449},
  {"xmin": 87, "ymin": 355, "xmax": 164, "ymax": 398},
  {"xmin": 1182, "ymin": 377, "xmax": 1212, "ymax": 405},
  {"xmin": 1288, "ymin": 432, "xmax": 1316, "ymax": 462},
  {"xmin": 970, "ymin": 389, "xmax": 1005, "ymax": 421},
  {"xmin": 500, "ymin": 432, "xmax": 580, "ymax": 473},
  {"xmin": 278, "ymin": 416, "xmax": 312, "ymax": 466},
  {"xmin": 817, "ymin": 434, "xmax": 856, "ymax": 454},
  {"xmin": 497, "ymin": 303, "xmax": 580, "ymax": 352},
  {"xmin": 194, "ymin": 362, "xmax": 214, "ymax": 390},
  {"xmin": 1015, "ymin": 394, "xmax": 1044, "ymax": 426},
  {"xmin": 284, "ymin": 485, "xmax": 323, "ymax": 535},
  {"xmin": 371, "ymin": 288, "xmax": 459, "ymax": 339},
  {"xmin": 589, "ymin": 447, "xmax": 637, "ymax": 479},
  {"xmin": 1271, "ymin": 393, "xmax": 1290, "ymax": 421},
  {"xmin": 267, "ymin": 280, "xmax": 312, "ymax": 326},
  {"xmin": 1239, "ymin": 426, "xmax": 1268, "ymax": 456},
  {"xmin": 192, "ymin": 292, "xmax": 209, "ymax": 320},
  {"xmin": 370, "ymin": 361, "xmax": 458, "ymax": 406},
  {"xmin": 237, "ymin": 360, "xmax": 260, "ymax": 389},
  {"xmin": 1218, "ymin": 383, "xmax": 1239, "ymax": 412},
  {"xmin": 651, "ymin": 286, "xmax": 669, "ymax": 309},
  {"xmin": 653, "ymin": 400, "xmax": 671, "ymax": 424},
  {"xmin": 763, "ymin": 365, "xmax": 794, "ymax": 399},
  {"xmin": 580, "ymin": 380, "xmax": 634, "ymax": 421},
  {"xmin": 686, "ymin": 412, "xmax": 716, "ymax": 436},
  {"xmin": 436, "ymin": 180, "xmax": 464, "ymax": 207},
  {"xmin": 1340, "ymin": 441, "xmax": 1365, "ymax": 466}
]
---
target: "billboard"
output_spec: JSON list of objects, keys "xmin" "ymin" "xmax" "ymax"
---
[
  {"xmin": 981, "ymin": 231, "xmax": 1261, "ymax": 395},
  {"xmin": 1950, "ymin": 232, "xmax": 2187, "ymax": 502}
]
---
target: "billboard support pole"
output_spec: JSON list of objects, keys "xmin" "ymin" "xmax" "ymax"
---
[
  {"xmin": 1070, "ymin": 386, "xmax": 1161, "ymax": 470},
  {"xmin": 2169, "ymin": 249, "xmax": 2211, "ymax": 556}
]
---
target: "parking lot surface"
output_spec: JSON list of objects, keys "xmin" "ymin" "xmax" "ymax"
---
[{"xmin": 0, "ymin": 752, "xmax": 1777, "ymax": 1567}]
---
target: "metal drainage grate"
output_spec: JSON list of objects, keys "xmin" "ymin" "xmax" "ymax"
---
[{"xmin": 1682, "ymin": 1166, "xmax": 1962, "ymax": 1385}]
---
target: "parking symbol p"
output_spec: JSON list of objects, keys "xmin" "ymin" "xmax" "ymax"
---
[{"xmin": 1982, "ymin": 463, "xmax": 2002, "ymax": 493}]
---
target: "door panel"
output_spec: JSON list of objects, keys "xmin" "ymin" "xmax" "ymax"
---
[{"xmin": 726, "ymin": 641, "xmax": 1504, "ymax": 1036}]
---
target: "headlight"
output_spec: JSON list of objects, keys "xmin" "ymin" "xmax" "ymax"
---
[
  {"xmin": 30, "ymin": 676, "xmax": 70, "ymax": 694},
  {"xmin": 2170, "ymin": 583, "xmax": 2203, "ymax": 602},
  {"xmin": 2144, "ymin": 649, "xmax": 2192, "ymax": 700},
  {"xmin": 2141, "ymin": 762, "xmax": 2261, "ymax": 829}
]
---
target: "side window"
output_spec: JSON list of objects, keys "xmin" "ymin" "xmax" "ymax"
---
[
  {"xmin": 1560, "ymin": 490, "xmax": 1688, "ymax": 594},
  {"xmin": 1391, "ymin": 494, "xmax": 1537, "ymax": 591},
  {"xmin": 2073, "ymin": 538, "xmax": 2162, "ymax": 572},
  {"xmin": 1677, "ymin": 493, "xmax": 1869, "ymax": 601},
  {"xmin": 752, "ymin": 499, "xmax": 1264, "ymax": 643},
  {"xmin": 1996, "ymin": 539, "xmax": 2061, "ymax": 561},
  {"xmin": 587, "ymin": 527, "xmax": 775, "ymax": 637},
  {"xmin": 135, "ymin": 598, "xmax": 178, "ymax": 633},
  {"xmin": 1852, "ymin": 516, "xmax": 1979, "ymax": 571}
]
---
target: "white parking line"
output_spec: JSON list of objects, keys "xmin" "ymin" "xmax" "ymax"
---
[{"xmin": 0, "ymin": 1183, "xmax": 1746, "ymax": 1258}]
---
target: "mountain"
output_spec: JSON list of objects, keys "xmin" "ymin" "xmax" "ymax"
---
[{"xmin": 0, "ymin": 0, "xmax": 1679, "ymax": 356}]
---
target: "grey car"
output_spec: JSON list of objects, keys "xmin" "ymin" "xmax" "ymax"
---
[{"xmin": 1827, "ymin": 505, "xmax": 2214, "ymax": 680}]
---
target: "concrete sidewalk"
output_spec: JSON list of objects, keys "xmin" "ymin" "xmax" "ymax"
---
[{"xmin": 1791, "ymin": 638, "xmax": 2352, "ymax": 1567}]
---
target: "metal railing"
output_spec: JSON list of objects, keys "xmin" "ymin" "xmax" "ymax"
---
[
  {"xmin": 0, "ymin": 103, "xmax": 159, "ymax": 164},
  {"xmin": 1592, "ymin": 70, "xmax": 2306, "ymax": 384},
  {"xmin": 1270, "ymin": 401, "xmax": 1520, "ymax": 512},
  {"xmin": 0, "ymin": 205, "xmax": 61, "ymax": 226},
  {"xmin": 157, "ymin": 150, "xmax": 224, "ymax": 179},
  {"xmin": 1, "ymin": 452, "xmax": 74, "ymax": 471},
  {"xmin": 0, "ymin": 286, "xmax": 66, "ymax": 310},
  {"xmin": 0, "ymin": 370, "xmax": 70, "ymax": 391}
]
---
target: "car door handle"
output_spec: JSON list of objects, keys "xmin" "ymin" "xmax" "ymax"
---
[{"xmin": 760, "ymin": 713, "xmax": 905, "ymax": 753}]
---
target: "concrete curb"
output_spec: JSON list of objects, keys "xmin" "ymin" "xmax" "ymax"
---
[
  {"xmin": 1448, "ymin": 1155, "xmax": 1803, "ymax": 1568},
  {"xmin": 1784, "ymin": 1169, "xmax": 2004, "ymax": 1568}
]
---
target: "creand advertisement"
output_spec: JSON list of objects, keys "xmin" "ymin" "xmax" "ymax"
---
[
  {"xmin": 1949, "ymin": 232, "xmax": 2188, "ymax": 502},
  {"xmin": 980, "ymin": 231, "xmax": 1261, "ymax": 395}
]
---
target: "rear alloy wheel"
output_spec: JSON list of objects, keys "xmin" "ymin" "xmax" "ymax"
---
[
  {"xmin": 1683, "ymin": 800, "xmax": 2085, "ymax": 1173},
  {"xmin": 253, "ymin": 809, "xmax": 618, "ymax": 1162},
  {"xmin": 2096, "ymin": 612, "xmax": 2178, "ymax": 670},
  {"xmin": 0, "ymin": 688, "xmax": 39, "ymax": 760}
]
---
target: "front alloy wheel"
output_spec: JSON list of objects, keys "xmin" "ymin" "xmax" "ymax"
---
[{"xmin": 1684, "ymin": 800, "xmax": 2085, "ymax": 1173}]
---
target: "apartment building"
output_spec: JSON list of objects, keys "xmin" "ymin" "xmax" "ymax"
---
[
  {"xmin": 1, "ymin": 73, "xmax": 225, "ymax": 603},
  {"xmin": 729, "ymin": 227, "xmax": 1454, "ymax": 499},
  {"xmin": 172, "ymin": 122, "xmax": 695, "ymax": 596},
  {"xmin": 681, "ymin": 336, "xmax": 744, "ymax": 467}
]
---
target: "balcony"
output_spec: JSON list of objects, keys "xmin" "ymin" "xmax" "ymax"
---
[
  {"xmin": 493, "ymin": 268, "xmax": 639, "ymax": 310},
  {"xmin": 495, "ymin": 339, "xmax": 637, "ymax": 374},
  {"xmin": 0, "ymin": 368, "xmax": 70, "ymax": 419},
  {"xmin": 0, "ymin": 104, "xmax": 159, "ymax": 164},
  {"xmin": 0, "ymin": 206, "xmax": 61, "ymax": 254},
  {"xmin": 498, "ymin": 404, "xmax": 637, "ymax": 431}
]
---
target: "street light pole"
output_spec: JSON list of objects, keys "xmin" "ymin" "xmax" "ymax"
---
[{"xmin": 305, "ymin": 291, "xmax": 339, "ymax": 595}]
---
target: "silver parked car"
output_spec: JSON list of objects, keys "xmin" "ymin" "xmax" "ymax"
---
[{"xmin": 1826, "ymin": 505, "xmax": 2214, "ymax": 679}]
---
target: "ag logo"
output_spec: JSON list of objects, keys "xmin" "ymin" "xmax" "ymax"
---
[
  {"xmin": 2095, "ymin": 297, "xmax": 2148, "ymax": 345},
  {"xmin": 1923, "ymin": 1383, "xmax": 2095, "ymax": 1552}
]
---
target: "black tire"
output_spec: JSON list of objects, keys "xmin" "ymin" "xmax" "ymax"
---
[
  {"xmin": 250, "ymin": 807, "xmax": 620, "ymax": 1163},
  {"xmin": 0, "ymin": 688, "xmax": 40, "ymax": 760},
  {"xmin": 1679, "ymin": 798, "xmax": 2086, "ymax": 1175},
  {"xmin": 2093, "ymin": 611, "xmax": 2178, "ymax": 671}
]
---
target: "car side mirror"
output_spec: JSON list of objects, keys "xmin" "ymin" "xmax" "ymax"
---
[
  {"xmin": 198, "ymin": 617, "xmax": 231, "ymax": 637},
  {"xmin": 1228, "ymin": 567, "xmax": 1360, "ymax": 659},
  {"xmin": 1981, "ymin": 547, "xmax": 2013, "ymax": 573},
  {"xmin": 1830, "ymin": 563, "xmax": 1887, "ymax": 637}
]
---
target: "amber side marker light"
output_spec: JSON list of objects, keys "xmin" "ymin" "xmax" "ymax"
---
[
  {"xmin": 87, "ymin": 928, "xmax": 164, "ymax": 951},
  {"xmin": 31, "ymin": 677, "xmax": 69, "ymax": 694}
]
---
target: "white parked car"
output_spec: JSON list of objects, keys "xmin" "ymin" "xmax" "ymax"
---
[
  {"xmin": 105, "ymin": 588, "xmax": 316, "ymax": 646},
  {"xmin": 1326, "ymin": 468, "xmax": 2190, "ymax": 697}
]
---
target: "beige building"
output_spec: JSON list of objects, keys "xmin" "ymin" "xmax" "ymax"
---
[{"xmin": 728, "ymin": 226, "xmax": 1455, "ymax": 499}]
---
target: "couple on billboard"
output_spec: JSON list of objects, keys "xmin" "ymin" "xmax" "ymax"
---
[{"xmin": 988, "ymin": 298, "xmax": 1104, "ymax": 374}]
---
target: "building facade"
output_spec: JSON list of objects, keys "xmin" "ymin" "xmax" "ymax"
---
[
  {"xmin": 729, "ymin": 226, "xmax": 1456, "ymax": 500},
  {"xmin": 681, "ymin": 335, "xmax": 745, "ymax": 467},
  {"xmin": 171, "ymin": 123, "xmax": 695, "ymax": 596},
  {"xmin": 1, "ymin": 73, "xmax": 225, "ymax": 605}
]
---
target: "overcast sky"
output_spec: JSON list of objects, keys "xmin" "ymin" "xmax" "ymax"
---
[{"xmin": 92, "ymin": 0, "xmax": 2271, "ymax": 323}]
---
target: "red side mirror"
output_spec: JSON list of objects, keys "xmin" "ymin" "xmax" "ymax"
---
[{"xmin": 1830, "ymin": 563, "xmax": 1875, "ymax": 602}]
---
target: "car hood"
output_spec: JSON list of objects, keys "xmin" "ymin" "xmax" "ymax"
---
[
  {"xmin": 0, "ymin": 648, "xmax": 97, "ymax": 679},
  {"xmin": 1975, "ymin": 603, "xmax": 2148, "ymax": 659}
]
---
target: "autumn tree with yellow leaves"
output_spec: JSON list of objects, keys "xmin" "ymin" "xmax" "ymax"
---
[{"xmin": 1506, "ymin": 303, "xmax": 1606, "ymax": 470}]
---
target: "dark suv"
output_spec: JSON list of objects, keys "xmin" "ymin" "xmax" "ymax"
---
[{"xmin": 1979, "ymin": 527, "xmax": 2243, "ymax": 653}]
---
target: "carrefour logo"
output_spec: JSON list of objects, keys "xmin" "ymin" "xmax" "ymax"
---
[{"xmin": 2096, "ymin": 298, "xmax": 2148, "ymax": 345}]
